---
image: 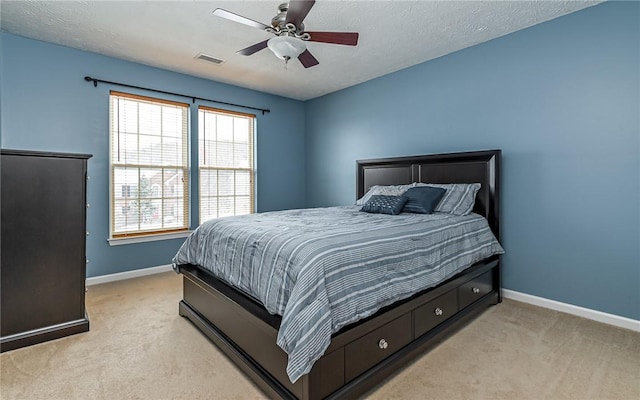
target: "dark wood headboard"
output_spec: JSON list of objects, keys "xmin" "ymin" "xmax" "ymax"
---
[{"xmin": 356, "ymin": 150, "xmax": 501, "ymax": 240}]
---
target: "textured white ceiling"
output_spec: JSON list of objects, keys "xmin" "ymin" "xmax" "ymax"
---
[{"xmin": 1, "ymin": 1, "xmax": 600, "ymax": 101}]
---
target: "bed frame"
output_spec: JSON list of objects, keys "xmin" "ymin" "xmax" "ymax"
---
[{"xmin": 177, "ymin": 149, "xmax": 501, "ymax": 399}]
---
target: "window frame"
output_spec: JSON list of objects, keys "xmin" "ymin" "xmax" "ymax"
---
[
  {"xmin": 108, "ymin": 91, "xmax": 191, "ymax": 243},
  {"xmin": 198, "ymin": 105, "xmax": 256, "ymax": 225}
]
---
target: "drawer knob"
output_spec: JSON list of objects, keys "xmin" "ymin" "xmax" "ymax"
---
[
  {"xmin": 472, "ymin": 287, "xmax": 481, "ymax": 294},
  {"xmin": 378, "ymin": 339, "xmax": 389, "ymax": 350},
  {"xmin": 434, "ymin": 307, "xmax": 443, "ymax": 316}
]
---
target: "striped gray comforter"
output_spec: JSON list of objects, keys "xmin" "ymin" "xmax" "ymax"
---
[{"xmin": 172, "ymin": 206, "xmax": 504, "ymax": 383}]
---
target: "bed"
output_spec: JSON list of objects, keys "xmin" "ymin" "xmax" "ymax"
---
[{"xmin": 174, "ymin": 149, "xmax": 502, "ymax": 399}]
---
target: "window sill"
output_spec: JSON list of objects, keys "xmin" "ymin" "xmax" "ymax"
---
[{"xmin": 108, "ymin": 230, "xmax": 192, "ymax": 246}]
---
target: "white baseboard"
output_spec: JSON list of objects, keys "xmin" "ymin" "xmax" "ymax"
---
[
  {"xmin": 502, "ymin": 289, "xmax": 640, "ymax": 333},
  {"xmin": 85, "ymin": 266, "xmax": 639, "ymax": 332},
  {"xmin": 86, "ymin": 264, "xmax": 174, "ymax": 286}
]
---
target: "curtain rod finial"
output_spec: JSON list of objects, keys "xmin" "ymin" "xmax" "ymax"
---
[{"xmin": 84, "ymin": 76, "xmax": 97, "ymax": 87}]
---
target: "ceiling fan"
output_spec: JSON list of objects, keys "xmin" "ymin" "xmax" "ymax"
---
[{"xmin": 213, "ymin": 0, "xmax": 359, "ymax": 68}]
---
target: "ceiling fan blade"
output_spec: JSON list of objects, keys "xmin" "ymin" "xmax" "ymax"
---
[
  {"xmin": 237, "ymin": 40, "xmax": 269, "ymax": 56},
  {"xmin": 306, "ymin": 32, "xmax": 359, "ymax": 46},
  {"xmin": 298, "ymin": 49, "xmax": 319, "ymax": 68},
  {"xmin": 213, "ymin": 8, "xmax": 269, "ymax": 30},
  {"xmin": 286, "ymin": 0, "xmax": 316, "ymax": 27}
]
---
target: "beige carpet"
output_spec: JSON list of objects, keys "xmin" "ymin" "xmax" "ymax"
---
[{"xmin": 1, "ymin": 272, "xmax": 638, "ymax": 400}]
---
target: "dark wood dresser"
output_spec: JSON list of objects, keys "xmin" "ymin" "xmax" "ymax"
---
[{"xmin": 1, "ymin": 149, "xmax": 92, "ymax": 352}]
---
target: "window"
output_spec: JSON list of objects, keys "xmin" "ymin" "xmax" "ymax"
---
[
  {"xmin": 199, "ymin": 106, "xmax": 255, "ymax": 224},
  {"xmin": 109, "ymin": 91, "xmax": 189, "ymax": 238}
]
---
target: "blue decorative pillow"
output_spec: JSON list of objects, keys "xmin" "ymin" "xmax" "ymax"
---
[
  {"xmin": 360, "ymin": 195, "xmax": 408, "ymax": 215},
  {"xmin": 401, "ymin": 186, "xmax": 447, "ymax": 214}
]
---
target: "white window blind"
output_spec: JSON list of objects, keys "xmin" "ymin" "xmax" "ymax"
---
[
  {"xmin": 109, "ymin": 91, "xmax": 189, "ymax": 238},
  {"xmin": 199, "ymin": 106, "xmax": 255, "ymax": 224}
]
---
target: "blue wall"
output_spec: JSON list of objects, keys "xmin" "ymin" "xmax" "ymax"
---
[
  {"xmin": 1, "ymin": 33, "xmax": 306, "ymax": 278},
  {"xmin": 1, "ymin": 2, "xmax": 638, "ymax": 319},
  {"xmin": 305, "ymin": 2, "xmax": 639, "ymax": 319}
]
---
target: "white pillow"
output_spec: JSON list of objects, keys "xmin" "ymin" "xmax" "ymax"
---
[
  {"xmin": 414, "ymin": 183, "xmax": 481, "ymax": 215},
  {"xmin": 356, "ymin": 184, "xmax": 415, "ymax": 206}
]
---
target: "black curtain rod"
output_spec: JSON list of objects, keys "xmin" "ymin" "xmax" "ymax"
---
[{"xmin": 84, "ymin": 76, "xmax": 270, "ymax": 115}]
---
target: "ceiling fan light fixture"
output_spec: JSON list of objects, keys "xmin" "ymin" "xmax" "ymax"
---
[{"xmin": 267, "ymin": 36, "xmax": 306, "ymax": 62}]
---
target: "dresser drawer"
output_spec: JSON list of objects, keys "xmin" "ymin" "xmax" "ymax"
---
[
  {"xmin": 458, "ymin": 271, "xmax": 493, "ymax": 310},
  {"xmin": 413, "ymin": 289, "xmax": 458, "ymax": 338},
  {"xmin": 344, "ymin": 313, "xmax": 412, "ymax": 382}
]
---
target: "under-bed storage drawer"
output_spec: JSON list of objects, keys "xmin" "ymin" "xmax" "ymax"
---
[
  {"xmin": 458, "ymin": 271, "xmax": 493, "ymax": 310},
  {"xmin": 344, "ymin": 313, "xmax": 412, "ymax": 382},
  {"xmin": 413, "ymin": 289, "xmax": 458, "ymax": 338}
]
